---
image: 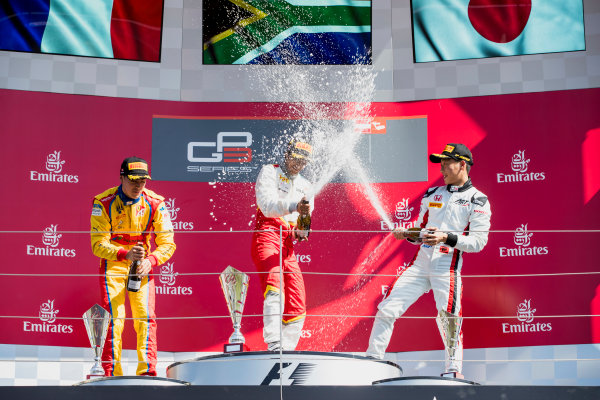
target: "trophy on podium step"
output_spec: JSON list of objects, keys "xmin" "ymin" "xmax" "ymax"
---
[
  {"xmin": 436, "ymin": 309, "xmax": 464, "ymax": 379},
  {"xmin": 82, "ymin": 304, "xmax": 110, "ymax": 379},
  {"xmin": 219, "ymin": 266, "xmax": 249, "ymax": 353}
]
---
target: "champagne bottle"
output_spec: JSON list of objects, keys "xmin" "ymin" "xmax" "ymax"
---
[
  {"xmin": 406, "ymin": 227, "xmax": 423, "ymax": 243},
  {"xmin": 127, "ymin": 260, "xmax": 142, "ymax": 292},
  {"xmin": 296, "ymin": 199, "xmax": 311, "ymax": 241}
]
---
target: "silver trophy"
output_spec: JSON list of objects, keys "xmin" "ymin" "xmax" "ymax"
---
[
  {"xmin": 436, "ymin": 309, "xmax": 464, "ymax": 378},
  {"xmin": 219, "ymin": 266, "xmax": 249, "ymax": 352},
  {"xmin": 82, "ymin": 304, "xmax": 111, "ymax": 379}
]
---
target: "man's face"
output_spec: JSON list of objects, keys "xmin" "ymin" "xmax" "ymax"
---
[
  {"xmin": 285, "ymin": 155, "xmax": 308, "ymax": 176},
  {"xmin": 440, "ymin": 158, "xmax": 465, "ymax": 185},
  {"xmin": 120, "ymin": 176, "xmax": 147, "ymax": 199}
]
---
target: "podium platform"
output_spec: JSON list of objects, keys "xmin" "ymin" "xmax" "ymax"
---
[
  {"xmin": 373, "ymin": 376, "xmax": 478, "ymax": 386},
  {"xmin": 75, "ymin": 376, "xmax": 190, "ymax": 386},
  {"xmin": 166, "ymin": 351, "xmax": 402, "ymax": 386}
]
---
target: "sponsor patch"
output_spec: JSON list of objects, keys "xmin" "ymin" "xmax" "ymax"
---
[
  {"xmin": 279, "ymin": 174, "xmax": 290, "ymax": 184},
  {"xmin": 454, "ymin": 199, "xmax": 470, "ymax": 206},
  {"xmin": 439, "ymin": 246, "xmax": 449, "ymax": 254},
  {"xmin": 472, "ymin": 195, "xmax": 488, "ymax": 206},
  {"xmin": 428, "ymin": 202, "xmax": 443, "ymax": 208},
  {"xmin": 91, "ymin": 205, "xmax": 102, "ymax": 216},
  {"xmin": 128, "ymin": 162, "xmax": 148, "ymax": 171}
]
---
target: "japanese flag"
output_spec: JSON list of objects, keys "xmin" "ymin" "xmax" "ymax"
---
[{"xmin": 412, "ymin": 0, "xmax": 585, "ymax": 62}]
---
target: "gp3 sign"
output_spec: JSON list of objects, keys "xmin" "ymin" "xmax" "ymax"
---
[{"xmin": 187, "ymin": 132, "xmax": 252, "ymax": 163}]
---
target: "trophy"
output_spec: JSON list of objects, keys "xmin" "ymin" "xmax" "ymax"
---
[
  {"xmin": 82, "ymin": 304, "xmax": 111, "ymax": 379},
  {"xmin": 219, "ymin": 266, "xmax": 249, "ymax": 353},
  {"xmin": 436, "ymin": 309, "xmax": 464, "ymax": 379}
]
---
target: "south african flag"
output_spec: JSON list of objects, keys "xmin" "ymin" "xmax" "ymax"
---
[{"xmin": 203, "ymin": 0, "xmax": 372, "ymax": 65}]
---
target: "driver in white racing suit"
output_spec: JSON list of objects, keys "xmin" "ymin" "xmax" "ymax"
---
[{"xmin": 366, "ymin": 143, "xmax": 491, "ymax": 378}]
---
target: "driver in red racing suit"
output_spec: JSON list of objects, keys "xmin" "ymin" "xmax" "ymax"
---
[{"xmin": 251, "ymin": 139, "xmax": 314, "ymax": 351}]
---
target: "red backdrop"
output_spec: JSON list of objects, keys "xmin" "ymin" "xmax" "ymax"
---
[{"xmin": 0, "ymin": 88, "xmax": 598, "ymax": 353}]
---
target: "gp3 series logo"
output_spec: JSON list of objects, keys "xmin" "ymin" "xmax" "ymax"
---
[{"xmin": 187, "ymin": 132, "xmax": 252, "ymax": 163}]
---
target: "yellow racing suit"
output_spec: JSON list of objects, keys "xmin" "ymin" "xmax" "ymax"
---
[{"xmin": 90, "ymin": 185, "xmax": 175, "ymax": 376}]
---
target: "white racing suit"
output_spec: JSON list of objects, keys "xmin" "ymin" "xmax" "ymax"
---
[
  {"xmin": 251, "ymin": 164, "xmax": 314, "ymax": 350},
  {"xmin": 366, "ymin": 179, "xmax": 491, "ymax": 373}
]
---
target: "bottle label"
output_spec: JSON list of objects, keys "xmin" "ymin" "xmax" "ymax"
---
[{"xmin": 128, "ymin": 279, "xmax": 141, "ymax": 291}]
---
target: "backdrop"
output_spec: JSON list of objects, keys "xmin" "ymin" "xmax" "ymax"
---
[{"xmin": 0, "ymin": 87, "xmax": 598, "ymax": 353}]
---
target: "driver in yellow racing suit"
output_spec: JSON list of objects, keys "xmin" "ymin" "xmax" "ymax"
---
[{"xmin": 90, "ymin": 157, "xmax": 175, "ymax": 376}]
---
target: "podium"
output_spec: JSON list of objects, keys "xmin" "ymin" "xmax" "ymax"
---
[
  {"xmin": 167, "ymin": 351, "xmax": 402, "ymax": 386},
  {"xmin": 75, "ymin": 376, "xmax": 190, "ymax": 386},
  {"xmin": 373, "ymin": 376, "xmax": 478, "ymax": 386}
]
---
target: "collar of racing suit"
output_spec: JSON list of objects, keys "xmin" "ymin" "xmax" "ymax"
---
[
  {"xmin": 447, "ymin": 178, "xmax": 472, "ymax": 193},
  {"xmin": 117, "ymin": 185, "xmax": 142, "ymax": 206}
]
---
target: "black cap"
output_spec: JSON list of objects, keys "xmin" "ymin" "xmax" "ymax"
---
[
  {"xmin": 287, "ymin": 139, "xmax": 313, "ymax": 160},
  {"xmin": 429, "ymin": 143, "xmax": 473, "ymax": 165},
  {"xmin": 120, "ymin": 157, "xmax": 151, "ymax": 180}
]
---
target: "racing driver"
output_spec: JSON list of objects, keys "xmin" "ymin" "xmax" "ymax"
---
[
  {"xmin": 251, "ymin": 139, "xmax": 314, "ymax": 351},
  {"xmin": 366, "ymin": 143, "xmax": 491, "ymax": 378},
  {"xmin": 90, "ymin": 157, "xmax": 175, "ymax": 376}
]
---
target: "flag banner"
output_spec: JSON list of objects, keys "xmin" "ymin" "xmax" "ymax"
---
[
  {"xmin": 203, "ymin": 0, "xmax": 372, "ymax": 65},
  {"xmin": 412, "ymin": 0, "xmax": 585, "ymax": 63},
  {"xmin": 0, "ymin": 0, "xmax": 164, "ymax": 62}
]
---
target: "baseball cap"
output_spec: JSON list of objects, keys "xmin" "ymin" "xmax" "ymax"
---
[
  {"xmin": 120, "ymin": 157, "xmax": 151, "ymax": 180},
  {"xmin": 429, "ymin": 143, "xmax": 473, "ymax": 165},
  {"xmin": 287, "ymin": 139, "xmax": 313, "ymax": 160}
]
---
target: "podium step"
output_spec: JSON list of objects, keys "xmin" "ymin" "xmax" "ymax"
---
[
  {"xmin": 373, "ymin": 376, "xmax": 478, "ymax": 386},
  {"xmin": 167, "ymin": 351, "xmax": 402, "ymax": 386},
  {"xmin": 75, "ymin": 376, "xmax": 190, "ymax": 386}
]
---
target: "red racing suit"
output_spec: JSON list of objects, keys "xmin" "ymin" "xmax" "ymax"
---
[
  {"xmin": 251, "ymin": 164, "xmax": 313, "ymax": 349},
  {"xmin": 367, "ymin": 179, "xmax": 491, "ymax": 370},
  {"xmin": 91, "ymin": 186, "xmax": 175, "ymax": 376}
]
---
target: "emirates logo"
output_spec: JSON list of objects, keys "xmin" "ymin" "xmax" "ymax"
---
[
  {"xmin": 159, "ymin": 263, "xmax": 178, "ymax": 286},
  {"xmin": 39, "ymin": 300, "xmax": 59, "ymax": 323},
  {"xmin": 497, "ymin": 149, "xmax": 545, "ymax": 183},
  {"xmin": 163, "ymin": 198, "xmax": 194, "ymax": 230},
  {"xmin": 45, "ymin": 151, "xmax": 65, "ymax": 174},
  {"xmin": 42, "ymin": 224, "xmax": 61, "ymax": 248},
  {"xmin": 394, "ymin": 198, "xmax": 413, "ymax": 221},
  {"xmin": 516, "ymin": 299, "xmax": 536, "ymax": 323},
  {"xmin": 156, "ymin": 262, "xmax": 192, "ymax": 295},
  {"xmin": 23, "ymin": 299, "xmax": 74, "ymax": 334},
  {"xmin": 383, "ymin": 198, "xmax": 415, "ymax": 230},
  {"xmin": 499, "ymin": 223, "xmax": 548, "ymax": 257},
  {"xmin": 513, "ymin": 224, "xmax": 533, "ymax": 247},
  {"xmin": 510, "ymin": 150, "xmax": 530, "ymax": 173},
  {"xmin": 165, "ymin": 198, "xmax": 180, "ymax": 221},
  {"xmin": 502, "ymin": 298, "xmax": 551, "ymax": 334},
  {"xmin": 30, "ymin": 150, "xmax": 79, "ymax": 183}
]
